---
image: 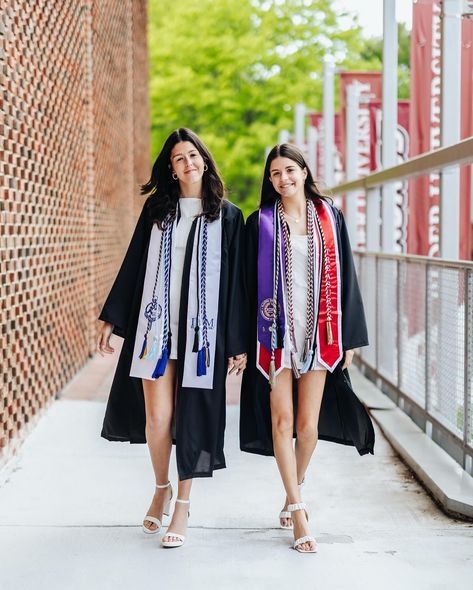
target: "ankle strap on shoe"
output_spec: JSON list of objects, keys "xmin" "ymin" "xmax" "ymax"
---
[
  {"xmin": 287, "ymin": 502, "xmax": 306, "ymax": 512},
  {"xmin": 176, "ymin": 498, "xmax": 190, "ymax": 504},
  {"xmin": 156, "ymin": 481, "xmax": 171, "ymax": 489}
]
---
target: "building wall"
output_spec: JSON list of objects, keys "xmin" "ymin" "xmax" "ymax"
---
[{"xmin": 0, "ymin": 0, "xmax": 150, "ymax": 463}]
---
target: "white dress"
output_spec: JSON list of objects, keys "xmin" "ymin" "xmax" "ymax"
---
[
  {"xmin": 169, "ymin": 198, "xmax": 203, "ymax": 358},
  {"xmin": 282, "ymin": 234, "xmax": 325, "ymax": 371},
  {"xmin": 129, "ymin": 197, "xmax": 202, "ymax": 380}
]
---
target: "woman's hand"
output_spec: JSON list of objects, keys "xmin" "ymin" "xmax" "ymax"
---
[
  {"xmin": 228, "ymin": 353, "xmax": 247, "ymax": 376},
  {"xmin": 341, "ymin": 349, "xmax": 355, "ymax": 370},
  {"xmin": 97, "ymin": 322, "xmax": 115, "ymax": 356}
]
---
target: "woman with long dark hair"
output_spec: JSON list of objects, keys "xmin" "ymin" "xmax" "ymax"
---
[
  {"xmin": 97, "ymin": 128, "xmax": 246, "ymax": 548},
  {"xmin": 240, "ymin": 144, "xmax": 374, "ymax": 553}
]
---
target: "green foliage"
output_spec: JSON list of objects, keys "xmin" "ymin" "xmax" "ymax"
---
[
  {"xmin": 357, "ymin": 22, "xmax": 411, "ymax": 99},
  {"xmin": 148, "ymin": 0, "xmax": 408, "ymax": 214}
]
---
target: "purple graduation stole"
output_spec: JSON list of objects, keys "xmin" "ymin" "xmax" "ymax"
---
[{"xmin": 256, "ymin": 203, "xmax": 285, "ymax": 382}]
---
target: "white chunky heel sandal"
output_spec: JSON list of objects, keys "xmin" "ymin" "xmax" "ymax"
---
[
  {"xmin": 161, "ymin": 499, "xmax": 190, "ymax": 548},
  {"xmin": 288, "ymin": 502, "xmax": 317, "ymax": 553},
  {"xmin": 279, "ymin": 480, "xmax": 305, "ymax": 530},
  {"xmin": 142, "ymin": 481, "xmax": 173, "ymax": 535}
]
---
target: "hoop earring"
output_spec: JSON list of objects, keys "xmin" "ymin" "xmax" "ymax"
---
[
  {"xmin": 172, "ymin": 172, "xmax": 178, "ymax": 180},
  {"xmin": 203, "ymin": 164, "xmax": 208, "ymax": 172}
]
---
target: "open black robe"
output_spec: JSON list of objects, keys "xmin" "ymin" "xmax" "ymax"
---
[
  {"xmin": 240, "ymin": 202, "xmax": 375, "ymax": 457},
  {"xmin": 99, "ymin": 197, "xmax": 246, "ymax": 480}
]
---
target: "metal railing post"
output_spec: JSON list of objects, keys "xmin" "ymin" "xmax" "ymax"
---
[{"xmin": 464, "ymin": 268, "xmax": 472, "ymax": 472}]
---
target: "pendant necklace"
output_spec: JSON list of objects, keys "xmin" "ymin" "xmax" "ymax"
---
[{"xmin": 283, "ymin": 210, "xmax": 303, "ymax": 224}]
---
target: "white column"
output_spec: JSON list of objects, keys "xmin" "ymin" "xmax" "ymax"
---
[
  {"xmin": 366, "ymin": 188, "xmax": 381, "ymax": 251},
  {"xmin": 440, "ymin": 0, "xmax": 462, "ymax": 259},
  {"xmin": 381, "ymin": 0, "xmax": 398, "ymax": 253},
  {"xmin": 307, "ymin": 126, "xmax": 318, "ymax": 178},
  {"xmin": 294, "ymin": 103, "xmax": 306, "ymax": 150},
  {"xmin": 346, "ymin": 84, "xmax": 360, "ymax": 245},
  {"xmin": 278, "ymin": 129, "xmax": 290, "ymax": 145},
  {"xmin": 323, "ymin": 56, "xmax": 335, "ymax": 188}
]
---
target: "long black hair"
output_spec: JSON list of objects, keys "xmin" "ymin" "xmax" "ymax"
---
[
  {"xmin": 260, "ymin": 143, "xmax": 329, "ymax": 208},
  {"xmin": 141, "ymin": 128, "xmax": 225, "ymax": 227}
]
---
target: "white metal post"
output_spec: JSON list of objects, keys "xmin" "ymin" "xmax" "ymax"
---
[
  {"xmin": 278, "ymin": 129, "xmax": 290, "ymax": 145},
  {"xmin": 440, "ymin": 0, "xmax": 462, "ymax": 259},
  {"xmin": 307, "ymin": 125, "xmax": 318, "ymax": 178},
  {"xmin": 346, "ymin": 84, "xmax": 360, "ymax": 245},
  {"xmin": 381, "ymin": 0, "xmax": 398, "ymax": 253},
  {"xmin": 323, "ymin": 56, "xmax": 335, "ymax": 188},
  {"xmin": 294, "ymin": 102, "xmax": 306, "ymax": 150},
  {"xmin": 366, "ymin": 188, "xmax": 381, "ymax": 250}
]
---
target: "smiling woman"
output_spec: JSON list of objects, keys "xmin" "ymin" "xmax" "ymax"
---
[
  {"xmin": 96, "ymin": 128, "xmax": 247, "ymax": 549},
  {"xmin": 240, "ymin": 143, "xmax": 374, "ymax": 555}
]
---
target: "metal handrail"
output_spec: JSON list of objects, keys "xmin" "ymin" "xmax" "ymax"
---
[
  {"xmin": 328, "ymin": 136, "xmax": 473, "ymax": 194},
  {"xmin": 355, "ymin": 249, "xmax": 473, "ymax": 270}
]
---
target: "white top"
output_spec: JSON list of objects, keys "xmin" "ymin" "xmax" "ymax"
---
[
  {"xmin": 283, "ymin": 234, "xmax": 325, "ymax": 371},
  {"xmin": 169, "ymin": 198, "xmax": 203, "ymax": 358}
]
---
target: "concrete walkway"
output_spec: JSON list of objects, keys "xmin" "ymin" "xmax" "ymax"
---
[{"xmin": 1, "ymin": 361, "xmax": 473, "ymax": 590}]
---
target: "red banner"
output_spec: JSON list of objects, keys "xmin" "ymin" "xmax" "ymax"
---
[
  {"xmin": 461, "ymin": 17, "xmax": 473, "ymax": 260},
  {"xmin": 408, "ymin": 0, "xmax": 472, "ymax": 259},
  {"xmin": 339, "ymin": 72, "xmax": 382, "ymax": 248},
  {"xmin": 369, "ymin": 101, "xmax": 410, "ymax": 253}
]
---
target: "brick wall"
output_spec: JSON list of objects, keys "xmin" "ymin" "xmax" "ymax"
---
[{"xmin": 0, "ymin": 0, "xmax": 150, "ymax": 464}]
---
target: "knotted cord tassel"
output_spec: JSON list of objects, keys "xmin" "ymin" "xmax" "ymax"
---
[
  {"xmin": 300, "ymin": 337, "xmax": 311, "ymax": 364},
  {"xmin": 152, "ymin": 347, "xmax": 169, "ymax": 379},
  {"xmin": 192, "ymin": 325, "xmax": 200, "ymax": 352},
  {"xmin": 326, "ymin": 321, "xmax": 333, "ymax": 345},
  {"xmin": 146, "ymin": 336, "xmax": 159, "ymax": 361},
  {"xmin": 269, "ymin": 357, "xmax": 276, "ymax": 387},
  {"xmin": 205, "ymin": 344, "xmax": 211, "ymax": 368},
  {"xmin": 139, "ymin": 334, "xmax": 148, "ymax": 359},
  {"xmin": 197, "ymin": 346, "xmax": 207, "ymax": 376},
  {"xmin": 291, "ymin": 352, "xmax": 301, "ymax": 379}
]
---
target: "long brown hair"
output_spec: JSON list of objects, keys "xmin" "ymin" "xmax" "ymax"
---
[
  {"xmin": 141, "ymin": 128, "xmax": 225, "ymax": 227},
  {"xmin": 260, "ymin": 143, "xmax": 330, "ymax": 208}
]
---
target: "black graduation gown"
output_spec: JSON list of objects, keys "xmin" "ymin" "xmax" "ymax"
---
[
  {"xmin": 99, "ymin": 197, "xmax": 246, "ymax": 480},
  {"xmin": 239, "ymin": 202, "xmax": 375, "ymax": 457}
]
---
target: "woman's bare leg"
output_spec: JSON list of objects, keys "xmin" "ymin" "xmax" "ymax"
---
[
  {"xmin": 270, "ymin": 368, "xmax": 314, "ymax": 551},
  {"xmin": 277, "ymin": 369, "xmax": 326, "ymax": 550},
  {"xmin": 295, "ymin": 369, "xmax": 327, "ymax": 486},
  {"xmin": 142, "ymin": 360, "xmax": 176, "ymax": 531}
]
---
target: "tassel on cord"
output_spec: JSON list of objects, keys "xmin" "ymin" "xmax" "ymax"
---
[
  {"xmin": 139, "ymin": 334, "xmax": 148, "ymax": 359},
  {"xmin": 291, "ymin": 353, "xmax": 301, "ymax": 379},
  {"xmin": 269, "ymin": 357, "xmax": 276, "ymax": 387},
  {"xmin": 300, "ymin": 337, "xmax": 311, "ymax": 364},
  {"xmin": 205, "ymin": 344, "xmax": 210, "ymax": 368},
  {"xmin": 152, "ymin": 347, "xmax": 169, "ymax": 379},
  {"xmin": 326, "ymin": 321, "xmax": 333, "ymax": 345},
  {"xmin": 192, "ymin": 325, "xmax": 200, "ymax": 353},
  {"xmin": 197, "ymin": 346, "xmax": 207, "ymax": 376}
]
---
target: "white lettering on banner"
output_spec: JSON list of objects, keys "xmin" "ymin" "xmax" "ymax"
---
[{"xmin": 355, "ymin": 93, "xmax": 372, "ymax": 249}]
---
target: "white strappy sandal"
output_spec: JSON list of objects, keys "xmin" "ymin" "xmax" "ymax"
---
[
  {"xmin": 279, "ymin": 480, "xmax": 305, "ymax": 530},
  {"xmin": 287, "ymin": 502, "xmax": 317, "ymax": 554},
  {"xmin": 142, "ymin": 481, "xmax": 173, "ymax": 535},
  {"xmin": 161, "ymin": 498, "xmax": 190, "ymax": 548}
]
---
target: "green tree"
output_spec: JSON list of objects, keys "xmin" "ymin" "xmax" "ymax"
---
[{"xmin": 148, "ymin": 0, "xmax": 389, "ymax": 214}]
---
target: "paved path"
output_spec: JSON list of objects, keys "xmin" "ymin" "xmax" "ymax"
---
[{"xmin": 1, "ymin": 360, "xmax": 472, "ymax": 590}]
